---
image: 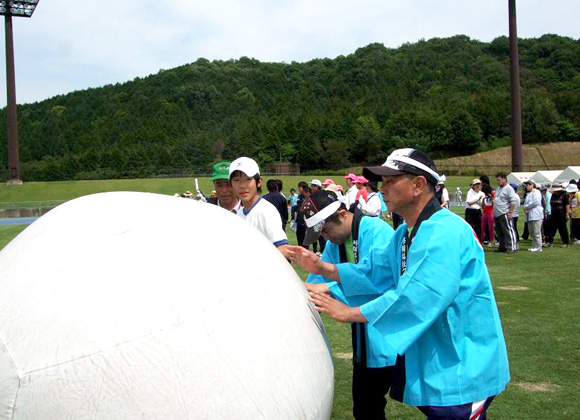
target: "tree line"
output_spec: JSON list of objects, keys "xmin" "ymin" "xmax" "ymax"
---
[{"xmin": 1, "ymin": 34, "xmax": 579, "ymax": 181}]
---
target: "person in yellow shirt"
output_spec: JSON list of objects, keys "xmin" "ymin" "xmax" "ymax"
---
[{"xmin": 567, "ymin": 183, "xmax": 580, "ymax": 244}]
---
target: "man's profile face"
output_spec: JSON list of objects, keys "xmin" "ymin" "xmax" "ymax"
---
[
  {"xmin": 380, "ymin": 174, "xmax": 415, "ymax": 214},
  {"xmin": 214, "ymin": 179, "xmax": 234, "ymax": 201},
  {"xmin": 345, "ymin": 179, "xmax": 354, "ymax": 188}
]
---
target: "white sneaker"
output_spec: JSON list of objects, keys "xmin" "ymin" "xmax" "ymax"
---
[{"xmin": 528, "ymin": 248, "xmax": 542, "ymax": 252}]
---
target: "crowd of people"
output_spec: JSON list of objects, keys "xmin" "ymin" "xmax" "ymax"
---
[
  {"xmin": 462, "ymin": 173, "xmax": 580, "ymax": 252},
  {"xmin": 174, "ymin": 152, "xmax": 510, "ymax": 420}
]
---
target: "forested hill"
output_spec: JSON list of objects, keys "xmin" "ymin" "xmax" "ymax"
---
[{"xmin": 1, "ymin": 34, "xmax": 579, "ymax": 181}]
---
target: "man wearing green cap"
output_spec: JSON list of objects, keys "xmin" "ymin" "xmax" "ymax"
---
[{"xmin": 207, "ymin": 161, "xmax": 242, "ymax": 214}]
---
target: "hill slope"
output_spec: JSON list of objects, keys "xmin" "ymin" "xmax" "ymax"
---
[
  {"xmin": 436, "ymin": 142, "xmax": 580, "ymax": 175},
  {"xmin": 1, "ymin": 34, "xmax": 579, "ymax": 181}
]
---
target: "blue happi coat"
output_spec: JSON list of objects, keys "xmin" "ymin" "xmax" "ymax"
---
[
  {"xmin": 307, "ymin": 214, "xmax": 396, "ymax": 368},
  {"xmin": 358, "ymin": 202, "xmax": 510, "ymax": 406}
]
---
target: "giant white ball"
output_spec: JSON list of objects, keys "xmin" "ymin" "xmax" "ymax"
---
[{"xmin": 0, "ymin": 192, "xmax": 333, "ymax": 419}]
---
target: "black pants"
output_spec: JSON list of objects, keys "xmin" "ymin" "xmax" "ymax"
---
[
  {"xmin": 495, "ymin": 214, "xmax": 517, "ymax": 252},
  {"xmin": 352, "ymin": 364, "xmax": 394, "ymax": 420},
  {"xmin": 546, "ymin": 214, "xmax": 569, "ymax": 245},
  {"xmin": 571, "ymin": 218, "xmax": 580, "ymax": 241},
  {"xmin": 296, "ymin": 223, "xmax": 307, "ymax": 248},
  {"xmin": 464, "ymin": 208, "xmax": 482, "ymax": 239}
]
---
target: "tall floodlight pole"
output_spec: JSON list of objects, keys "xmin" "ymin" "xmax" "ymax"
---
[
  {"xmin": 508, "ymin": 0, "xmax": 523, "ymax": 172},
  {"xmin": 1, "ymin": 0, "xmax": 40, "ymax": 184}
]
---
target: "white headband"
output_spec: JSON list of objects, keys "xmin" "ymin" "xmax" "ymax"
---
[
  {"xmin": 385, "ymin": 154, "xmax": 440, "ymax": 183},
  {"xmin": 305, "ymin": 201, "xmax": 341, "ymax": 228}
]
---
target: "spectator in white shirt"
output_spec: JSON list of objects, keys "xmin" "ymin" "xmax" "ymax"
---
[
  {"xmin": 358, "ymin": 181, "xmax": 382, "ymax": 217},
  {"xmin": 523, "ymin": 180, "xmax": 544, "ymax": 251},
  {"xmin": 343, "ymin": 173, "xmax": 359, "ymax": 210},
  {"xmin": 465, "ymin": 179, "xmax": 486, "ymax": 239}
]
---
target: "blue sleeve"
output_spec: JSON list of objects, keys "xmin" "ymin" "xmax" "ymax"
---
[
  {"xmin": 360, "ymin": 220, "xmax": 461, "ymax": 356},
  {"xmin": 306, "ymin": 243, "xmax": 348, "ymax": 305},
  {"xmin": 336, "ymin": 218, "xmax": 396, "ymax": 299}
]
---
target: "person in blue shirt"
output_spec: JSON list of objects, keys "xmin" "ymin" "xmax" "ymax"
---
[
  {"xmin": 289, "ymin": 190, "xmax": 395, "ymax": 420},
  {"xmin": 294, "ymin": 148, "xmax": 510, "ymax": 420}
]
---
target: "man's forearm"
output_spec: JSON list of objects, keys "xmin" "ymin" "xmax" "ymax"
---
[{"xmin": 317, "ymin": 260, "xmax": 340, "ymax": 282}]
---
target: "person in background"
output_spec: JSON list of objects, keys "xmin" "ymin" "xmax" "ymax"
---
[
  {"xmin": 523, "ymin": 180, "xmax": 543, "ymax": 252},
  {"xmin": 358, "ymin": 181, "xmax": 382, "ymax": 217},
  {"xmin": 289, "ymin": 188, "xmax": 299, "ymax": 221},
  {"xmin": 566, "ymin": 183, "xmax": 580, "ymax": 244},
  {"xmin": 480, "ymin": 180, "xmax": 495, "ymax": 247},
  {"xmin": 494, "ymin": 173, "xmax": 518, "ymax": 253},
  {"xmin": 465, "ymin": 179, "xmax": 485, "ymax": 239},
  {"xmin": 541, "ymin": 184, "xmax": 552, "ymax": 246},
  {"xmin": 435, "ymin": 175, "xmax": 449, "ymax": 208},
  {"xmin": 509, "ymin": 183, "xmax": 521, "ymax": 248},
  {"xmin": 206, "ymin": 161, "xmax": 243, "ymax": 214},
  {"xmin": 545, "ymin": 182, "xmax": 569, "ymax": 248},
  {"xmin": 263, "ymin": 179, "xmax": 289, "ymax": 231},
  {"xmin": 322, "ymin": 178, "xmax": 335, "ymax": 188},
  {"xmin": 296, "ymin": 182, "xmax": 310, "ymax": 249},
  {"xmin": 355, "ymin": 176, "xmax": 369, "ymax": 204},
  {"xmin": 344, "ymin": 173, "xmax": 359, "ymax": 210},
  {"xmin": 229, "ymin": 157, "xmax": 290, "ymax": 257},
  {"xmin": 311, "ymin": 179, "xmax": 323, "ymax": 193},
  {"xmin": 455, "ymin": 187, "xmax": 463, "ymax": 206}
]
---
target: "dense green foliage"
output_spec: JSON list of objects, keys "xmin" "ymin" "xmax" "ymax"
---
[{"xmin": 1, "ymin": 34, "xmax": 579, "ymax": 181}]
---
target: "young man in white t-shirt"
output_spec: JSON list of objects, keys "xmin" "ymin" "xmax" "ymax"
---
[{"xmin": 229, "ymin": 157, "xmax": 290, "ymax": 258}]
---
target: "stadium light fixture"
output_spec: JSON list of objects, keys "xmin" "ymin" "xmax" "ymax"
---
[{"xmin": 1, "ymin": 0, "xmax": 40, "ymax": 184}]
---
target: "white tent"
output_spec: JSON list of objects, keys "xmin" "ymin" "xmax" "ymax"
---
[
  {"xmin": 507, "ymin": 172, "xmax": 536, "ymax": 186},
  {"xmin": 531, "ymin": 170, "xmax": 563, "ymax": 185},
  {"xmin": 554, "ymin": 166, "xmax": 580, "ymax": 184}
]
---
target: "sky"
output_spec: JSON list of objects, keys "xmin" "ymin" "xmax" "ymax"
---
[{"xmin": 0, "ymin": 0, "xmax": 579, "ymax": 107}]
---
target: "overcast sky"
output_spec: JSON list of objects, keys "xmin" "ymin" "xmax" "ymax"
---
[{"xmin": 0, "ymin": 0, "xmax": 579, "ymax": 107}]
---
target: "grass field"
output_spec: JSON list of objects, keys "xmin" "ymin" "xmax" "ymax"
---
[
  {"xmin": 1, "ymin": 177, "xmax": 579, "ymax": 419},
  {"xmin": 0, "ymin": 175, "xmax": 475, "ymax": 207}
]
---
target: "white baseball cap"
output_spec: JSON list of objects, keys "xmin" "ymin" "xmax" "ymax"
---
[
  {"xmin": 310, "ymin": 179, "xmax": 322, "ymax": 187},
  {"xmin": 229, "ymin": 157, "xmax": 260, "ymax": 178}
]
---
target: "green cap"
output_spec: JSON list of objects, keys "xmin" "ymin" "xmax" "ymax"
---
[{"xmin": 210, "ymin": 161, "xmax": 231, "ymax": 181}]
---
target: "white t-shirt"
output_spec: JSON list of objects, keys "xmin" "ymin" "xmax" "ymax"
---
[
  {"xmin": 441, "ymin": 188, "xmax": 450, "ymax": 206},
  {"xmin": 345, "ymin": 185, "xmax": 358, "ymax": 209},
  {"xmin": 359, "ymin": 192, "xmax": 382, "ymax": 216},
  {"xmin": 466, "ymin": 189, "xmax": 486, "ymax": 210},
  {"xmin": 237, "ymin": 198, "xmax": 288, "ymax": 247}
]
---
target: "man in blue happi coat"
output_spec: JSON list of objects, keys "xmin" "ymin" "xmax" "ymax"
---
[
  {"xmin": 293, "ymin": 190, "xmax": 396, "ymax": 419},
  {"xmin": 292, "ymin": 148, "xmax": 510, "ymax": 420}
]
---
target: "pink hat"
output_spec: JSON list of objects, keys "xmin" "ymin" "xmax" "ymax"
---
[
  {"xmin": 322, "ymin": 178, "xmax": 335, "ymax": 186},
  {"xmin": 336, "ymin": 185, "xmax": 344, "ymax": 192},
  {"xmin": 344, "ymin": 173, "xmax": 357, "ymax": 181},
  {"xmin": 356, "ymin": 175, "xmax": 369, "ymax": 184}
]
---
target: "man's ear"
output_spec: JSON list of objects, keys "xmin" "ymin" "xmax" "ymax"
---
[{"xmin": 413, "ymin": 176, "xmax": 429, "ymax": 197}]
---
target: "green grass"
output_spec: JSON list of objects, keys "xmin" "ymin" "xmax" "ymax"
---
[
  {"xmin": 1, "ymin": 177, "xmax": 578, "ymax": 419},
  {"xmin": 0, "ymin": 175, "xmax": 475, "ymax": 206}
]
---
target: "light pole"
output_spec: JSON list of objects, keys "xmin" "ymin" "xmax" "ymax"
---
[
  {"xmin": 1, "ymin": 0, "xmax": 40, "ymax": 185},
  {"xmin": 508, "ymin": 0, "xmax": 523, "ymax": 172}
]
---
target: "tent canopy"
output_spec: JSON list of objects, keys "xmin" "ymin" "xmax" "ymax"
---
[
  {"xmin": 531, "ymin": 170, "xmax": 563, "ymax": 184},
  {"xmin": 507, "ymin": 172, "xmax": 536, "ymax": 186},
  {"xmin": 554, "ymin": 166, "xmax": 580, "ymax": 184}
]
